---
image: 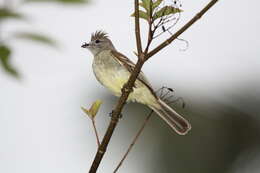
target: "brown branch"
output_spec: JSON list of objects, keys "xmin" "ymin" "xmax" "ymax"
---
[
  {"xmin": 147, "ymin": 0, "xmax": 219, "ymax": 59},
  {"xmin": 135, "ymin": 0, "xmax": 143, "ymax": 56},
  {"xmin": 144, "ymin": 1, "xmax": 154, "ymax": 56},
  {"xmin": 113, "ymin": 111, "xmax": 154, "ymax": 173},
  {"xmin": 88, "ymin": 1, "xmax": 145, "ymax": 172},
  {"xmin": 91, "ymin": 119, "xmax": 100, "ymax": 147}
]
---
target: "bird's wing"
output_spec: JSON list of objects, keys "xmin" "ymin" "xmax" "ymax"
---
[{"xmin": 110, "ymin": 50, "xmax": 157, "ymax": 98}]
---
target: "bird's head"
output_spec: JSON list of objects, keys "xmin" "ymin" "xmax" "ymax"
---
[{"xmin": 81, "ymin": 30, "xmax": 115, "ymax": 55}]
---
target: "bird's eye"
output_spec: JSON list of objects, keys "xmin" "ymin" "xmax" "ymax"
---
[{"xmin": 95, "ymin": 40, "xmax": 100, "ymax": 44}]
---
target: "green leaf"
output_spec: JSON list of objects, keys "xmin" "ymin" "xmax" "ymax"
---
[
  {"xmin": 13, "ymin": 32, "xmax": 56, "ymax": 47},
  {"xmin": 137, "ymin": 0, "xmax": 163, "ymax": 19},
  {"xmin": 131, "ymin": 10, "xmax": 149, "ymax": 21},
  {"xmin": 153, "ymin": 6, "xmax": 183, "ymax": 20},
  {"xmin": 139, "ymin": 2, "xmax": 146, "ymax": 10},
  {"xmin": 141, "ymin": 0, "xmax": 151, "ymax": 12},
  {"xmin": 24, "ymin": 0, "xmax": 89, "ymax": 4},
  {"xmin": 0, "ymin": 45, "xmax": 19, "ymax": 77},
  {"xmin": 89, "ymin": 100, "xmax": 102, "ymax": 118},
  {"xmin": 0, "ymin": 8, "xmax": 24, "ymax": 20},
  {"xmin": 152, "ymin": 0, "xmax": 163, "ymax": 10},
  {"xmin": 141, "ymin": 0, "xmax": 157, "ymax": 14}
]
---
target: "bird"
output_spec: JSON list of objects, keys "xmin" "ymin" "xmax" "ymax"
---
[{"xmin": 81, "ymin": 31, "xmax": 191, "ymax": 135}]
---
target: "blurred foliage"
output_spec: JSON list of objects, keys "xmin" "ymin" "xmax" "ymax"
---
[
  {"xmin": 0, "ymin": 8, "xmax": 25, "ymax": 20},
  {"xmin": 0, "ymin": 0, "xmax": 89, "ymax": 78},
  {"xmin": 131, "ymin": 0, "xmax": 183, "ymax": 21},
  {"xmin": 0, "ymin": 45, "xmax": 19, "ymax": 77},
  {"xmin": 13, "ymin": 32, "xmax": 56, "ymax": 47}
]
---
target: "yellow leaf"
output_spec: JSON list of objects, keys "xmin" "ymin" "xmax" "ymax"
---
[
  {"xmin": 81, "ymin": 100, "xmax": 102, "ymax": 119},
  {"xmin": 89, "ymin": 100, "xmax": 102, "ymax": 118},
  {"xmin": 81, "ymin": 107, "xmax": 91, "ymax": 117}
]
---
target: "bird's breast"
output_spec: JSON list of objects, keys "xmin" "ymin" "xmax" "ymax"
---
[
  {"xmin": 92, "ymin": 51, "xmax": 129, "ymax": 96},
  {"xmin": 91, "ymin": 50, "xmax": 158, "ymax": 107}
]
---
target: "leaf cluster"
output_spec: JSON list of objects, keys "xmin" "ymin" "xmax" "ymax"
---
[
  {"xmin": 131, "ymin": 0, "xmax": 182, "ymax": 22},
  {"xmin": 0, "ymin": 45, "xmax": 19, "ymax": 77}
]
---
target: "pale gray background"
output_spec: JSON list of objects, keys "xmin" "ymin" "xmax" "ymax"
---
[{"xmin": 0, "ymin": 0, "xmax": 260, "ymax": 173}]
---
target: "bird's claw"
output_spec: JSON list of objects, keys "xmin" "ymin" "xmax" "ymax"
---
[{"xmin": 109, "ymin": 111, "xmax": 123, "ymax": 119}]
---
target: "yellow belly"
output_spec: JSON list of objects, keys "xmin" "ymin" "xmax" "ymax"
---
[
  {"xmin": 92, "ymin": 50, "xmax": 159, "ymax": 108},
  {"xmin": 93, "ymin": 65, "xmax": 158, "ymax": 107}
]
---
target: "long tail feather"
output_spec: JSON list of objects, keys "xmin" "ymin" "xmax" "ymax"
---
[{"xmin": 149, "ymin": 99, "xmax": 191, "ymax": 135}]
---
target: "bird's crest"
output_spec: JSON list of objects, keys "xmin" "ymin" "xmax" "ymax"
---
[{"xmin": 91, "ymin": 31, "xmax": 108, "ymax": 41}]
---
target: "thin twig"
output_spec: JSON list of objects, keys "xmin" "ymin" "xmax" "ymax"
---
[
  {"xmin": 147, "ymin": 0, "xmax": 219, "ymax": 58},
  {"xmin": 161, "ymin": 89, "xmax": 172, "ymax": 100},
  {"xmin": 113, "ymin": 86, "xmax": 176, "ymax": 173},
  {"xmin": 135, "ymin": 0, "xmax": 143, "ymax": 56},
  {"xmin": 143, "ymin": 0, "xmax": 154, "ymax": 56},
  {"xmin": 153, "ymin": 12, "xmax": 181, "ymax": 39},
  {"xmin": 113, "ymin": 111, "xmax": 154, "ymax": 173},
  {"xmin": 167, "ymin": 97, "xmax": 185, "ymax": 105},
  {"xmin": 159, "ymin": 86, "xmax": 168, "ymax": 97},
  {"xmin": 91, "ymin": 119, "xmax": 100, "ymax": 147}
]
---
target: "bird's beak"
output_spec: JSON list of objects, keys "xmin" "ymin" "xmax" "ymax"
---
[{"xmin": 81, "ymin": 42, "xmax": 89, "ymax": 48}]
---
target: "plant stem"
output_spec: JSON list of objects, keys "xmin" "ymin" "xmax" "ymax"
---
[
  {"xmin": 113, "ymin": 110, "xmax": 154, "ymax": 173},
  {"xmin": 135, "ymin": 0, "xmax": 143, "ymax": 57},
  {"xmin": 92, "ymin": 119, "xmax": 100, "ymax": 147}
]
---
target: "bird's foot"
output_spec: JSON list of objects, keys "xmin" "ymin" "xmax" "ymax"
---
[
  {"xmin": 121, "ymin": 84, "xmax": 134, "ymax": 94},
  {"xmin": 109, "ymin": 111, "xmax": 123, "ymax": 119}
]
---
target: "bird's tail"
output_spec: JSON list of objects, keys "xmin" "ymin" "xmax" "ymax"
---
[{"xmin": 149, "ymin": 99, "xmax": 191, "ymax": 135}]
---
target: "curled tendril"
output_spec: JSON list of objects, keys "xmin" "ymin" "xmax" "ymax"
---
[{"xmin": 176, "ymin": 37, "xmax": 189, "ymax": 51}]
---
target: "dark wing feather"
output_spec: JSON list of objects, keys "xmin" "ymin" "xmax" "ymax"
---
[{"xmin": 110, "ymin": 50, "xmax": 157, "ymax": 98}]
